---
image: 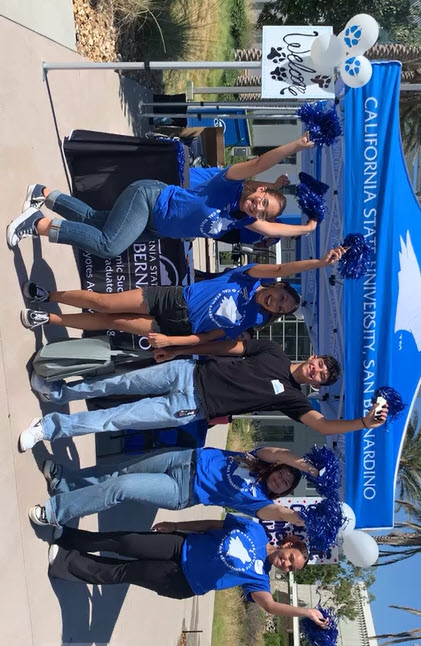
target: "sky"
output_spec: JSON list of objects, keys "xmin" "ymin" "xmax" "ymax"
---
[{"xmin": 369, "ymin": 395, "xmax": 421, "ymax": 638}]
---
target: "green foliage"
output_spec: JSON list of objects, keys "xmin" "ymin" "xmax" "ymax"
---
[
  {"xmin": 264, "ymin": 633, "xmax": 283, "ymax": 646},
  {"xmin": 230, "ymin": 0, "xmax": 252, "ymax": 49},
  {"xmin": 294, "ymin": 555, "xmax": 376, "ymax": 620},
  {"xmin": 256, "ymin": 0, "xmax": 413, "ymax": 35},
  {"xmin": 396, "ymin": 411, "xmax": 421, "ymax": 504}
]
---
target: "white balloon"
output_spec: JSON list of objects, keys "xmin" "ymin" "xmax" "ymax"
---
[
  {"xmin": 311, "ymin": 33, "xmax": 347, "ymax": 72},
  {"xmin": 340, "ymin": 503, "xmax": 356, "ymax": 534},
  {"xmin": 342, "ymin": 530, "xmax": 379, "ymax": 567},
  {"xmin": 340, "ymin": 55, "xmax": 373, "ymax": 88},
  {"xmin": 343, "ymin": 14, "xmax": 379, "ymax": 56}
]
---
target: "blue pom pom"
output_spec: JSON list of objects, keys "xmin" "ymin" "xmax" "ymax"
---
[
  {"xmin": 295, "ymin": 183, "xmax": 327, "ymax": 222},
  {"xmin": 301, "ymin": 606, "xmax": 339, "ymax": 646},
  {"xmin": 296, "ymin": 102, "xmax": 342, "ymax": 147},
  {"xmin": 152, "ymin": 136, "xmax": 185, "ymax": 186},
  {"xmin": 303, "ymin": 446, "xmax": 341, "ymax": 497},
  {"xmin": 299, "ymin": 172, "xmax": 330, "ymax": 196},
  {"xmin": 298, "ymin": 498, "xmax": 344, "ymax": 554},
  {"xmin": 373, "ymin": 386, "xmax": 407, "ymax": 421},
  {"xmin": 338, "ymin": 233, "xmax": 371, "ymax": 279}
]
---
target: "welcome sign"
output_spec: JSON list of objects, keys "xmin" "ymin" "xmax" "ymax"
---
[
  {"xmin": 261, "ymin": 25, "xmax": 335, "ymax": 99},
  {"xmin": 343, "ymin": 62, "xmax": 421, "ymax": 528}
]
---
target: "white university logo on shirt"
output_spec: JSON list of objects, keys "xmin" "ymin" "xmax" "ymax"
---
[
  {"xmin": 394, "ymin": 230, "xmax": 421, "ymax": 352},
  {"xmin": 209, "ymin": 288, "xmax": 247, "ymax": 329},
  {"xmin": 226, "ymin": 459, "xmax": 258, "ymax": 496},
  {"xmin": 218, "ymin": 529, "xmax": 256, "ymax": 572},
  {"xmin": 199, "ymin": 209, "xmax": 233, "ymax": 237}
]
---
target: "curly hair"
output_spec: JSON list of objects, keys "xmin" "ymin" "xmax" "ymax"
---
[{"xmin": 233, "ymin": 454, "xmax": 301, "ymax": 499}]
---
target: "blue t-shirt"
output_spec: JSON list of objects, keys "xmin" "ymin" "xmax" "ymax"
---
[
  {"xmin": 190, "ymin": 168, "xmax": 282, "ymax": 245},
  {"xmin": 153, "ymin": 168, "xmax": 254, "ymax": 239},
  {"xmin": 193, "ymin": 448, "xmax": 274, "ymax": 514},
  {"xmin": 181, "ymin": 513, "xmax": 272, "ymax": 598},
  {"xmin": 182, "ymin": 263, "xmax": 269, "ymax": 338}
]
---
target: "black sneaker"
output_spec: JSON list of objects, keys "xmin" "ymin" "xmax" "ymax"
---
[
  {"xmin": 22, "ymin": 281, "xmax": 50, "ymax": 303},
  {"xmin": 22, "ymin": 184, "xmax": 46, "ymax": 211},
  {"xmin": 43, "ymin": 459, "xmax": 63, "ymax": 491},
  {"xmin": 6, "ymin": 207, "xmax": 41, "ymax": 248},
  {"xmin": 21, "ymin": 308, "xmax": 50, "ymax": 329}
]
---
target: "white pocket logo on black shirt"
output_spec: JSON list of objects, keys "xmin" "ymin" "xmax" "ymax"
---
[{"xmin": 271, "ymin": 379, "xmax": 285, "ymax": 395}]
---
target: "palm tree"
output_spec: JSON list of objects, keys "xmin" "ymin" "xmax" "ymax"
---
[
  {"xmin": 396, "ymin": 412, "xmax": 421, "ymax": 506},
  {"xmin": 374, "ymin": 502, "xmax": 421, "ymax": 565},
  {"xmin": 371, "ymin": 606, "xmax": 421, "ymax": 645}
]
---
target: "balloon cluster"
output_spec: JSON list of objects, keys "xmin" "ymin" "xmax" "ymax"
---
[
  {"xmin": 340, "ymin": 504, "xmax": 380, "ymax": 566},
  {"xmin": 311, "ymin": 14, "xmax": 379, "ymax": 88}
]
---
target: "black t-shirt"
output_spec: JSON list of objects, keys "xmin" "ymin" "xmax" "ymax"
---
[{"xmin": 194, "ymin": 339, "xmax": 314, "ymax": 421}]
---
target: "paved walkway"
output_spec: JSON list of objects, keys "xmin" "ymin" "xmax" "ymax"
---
[{"xmin": 0, "ymin": 13, "xmax": 224, "ymax": 646}]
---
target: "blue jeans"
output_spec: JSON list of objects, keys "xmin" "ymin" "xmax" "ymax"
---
[
  {"xmin": 45, "ymin": 448, "xmax": 198, "ymax": 526},
  {"xmin": 41, "ymin": 359, "xmax": 204, "ymax": 441},
  {"xmin": 46, "ymin": 179, "xmax": 165, "ymax": 258}
]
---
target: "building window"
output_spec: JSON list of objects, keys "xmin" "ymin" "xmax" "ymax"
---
[
  {"xmin": 252, "ymin": 118, "xmax": 298, "ymax": 126},
  {"xmin": 252, "ymin": 146, "xmax": 297, "ymax": 164},
  {"xmin": 256, "ymin": 317, "xmax": 312, "ymax": 362},
  {"xmin": 260, "ymin": 424, "xmax": 295, "ymax": 442}
]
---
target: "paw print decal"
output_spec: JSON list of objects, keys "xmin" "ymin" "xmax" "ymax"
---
[
  {"xmin": 266, "ymin": 46, "xmax": 286, "ymax": 64},
  {"xmin": 270, "ymin": 66, "xmax": 288, "ymax": 81},
  {"xmin": 344, "ymin": 25, "xmax": 362, "ymax": 48},
  {"xmin": 310, "ymin": 74, "xmax": 332, "ymax": 89},
  {"xmin": 344, "ymin": 57, "xmax": 361, "ymax": 76}
]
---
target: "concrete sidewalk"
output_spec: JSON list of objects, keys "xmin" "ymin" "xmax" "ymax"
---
[{"xmin": 0, "ymin": 14, "xmax": 223, "ymax": 646}]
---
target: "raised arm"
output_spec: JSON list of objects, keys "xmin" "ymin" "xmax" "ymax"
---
[
  {"xmin": 246, "ymin": 218, "xmax": 317, "ymax": 238},
  {"xmin": 152, "ymin": 519, "xmax": 224, "ymax": 533},
  {"xmin": 299, "ymin": 403, "xmax": 389, "ymax": 436},
  {"xmin": 244, "ymin": 174, "xmax": 290, "ymax": 192},
  {"xmin": 245, "ymin": 247, "xmax": 345, "ymax": 279},
  {"xmin": 148, "ymin": 329, "xmax": 225, "ymax": 349},
  {"xmin": 225, "ymin": 136, "xmax": 314, "ymax": 181},
  {"xmin": 255, "ymin": 447, "xmax": 318, "ymax": 477},
  {"xmin": 251, "ymin": 592, "xmax": 329, "ymax": 626},
  {"xmin": 256, "ymin": 504, "xmax": 305, "ymax": 525},
  {"xmin": 153, "ymin": 339, "xmax": 245, "ymax": 363}
]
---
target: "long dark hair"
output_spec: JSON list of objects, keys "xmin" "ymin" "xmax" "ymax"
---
[
  {"xmin": 234, "ymin": 454, "xmax": 301, "ymax": 499},
  {"xmin": 256, "ymin": 280, "xmax": 301, "ymax": 329},
  {"xmin": 233, "ymin": 184, "xmax": 287, "ymax": 220}
]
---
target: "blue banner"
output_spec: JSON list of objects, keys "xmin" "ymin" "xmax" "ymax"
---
[{"xmin": 344, "ymin": 62, "xmax": 421, "ymax": 529}]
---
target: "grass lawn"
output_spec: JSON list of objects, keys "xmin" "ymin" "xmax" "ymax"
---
[{"xmin": 161, "ymin": 0, "xmax": 252, "ymax": 96}]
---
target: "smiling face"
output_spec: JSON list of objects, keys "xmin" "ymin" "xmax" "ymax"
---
[
  {"xmin": 299, "ymin": 355, "xmax": 329, "ymax": 386},
  {"xmin": 256, "ymin": 284, "xmax": 298, "ymax": 315},
  {"xmin": 266, "ymin": 466, "xmax": 296, "ymax": 496},
  {"xmin": 271, "ymin": 546, "xmax": 306, "ymax": 573},
  {"xmin": 240, "ymin": 187, "xmax": 282, "ymax": 220}
]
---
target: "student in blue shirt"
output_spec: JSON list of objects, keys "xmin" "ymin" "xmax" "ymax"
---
[
  {"xmin": 29, "ymin": 445, "xmax": 319, "ymax": 527},
  {"xmin": 7, "ymin": 136, "xmax": 317, "ymax": 258},
  {"xmin": 47, "ymin": 513, "xmax": 328, "ymax": 628},
  {"xmin": 20, "ymin": 246, "xmax": 345, "ymax": 344}
]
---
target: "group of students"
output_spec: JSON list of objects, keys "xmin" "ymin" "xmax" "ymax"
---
[{"xmin": 7, "ymin": 135, "xmax": 388, "ymax": 628}]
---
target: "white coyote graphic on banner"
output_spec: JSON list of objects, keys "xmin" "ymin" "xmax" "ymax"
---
[{"xmin": 394, "ymin": 231, "xmax": 421, "ymax": 351}]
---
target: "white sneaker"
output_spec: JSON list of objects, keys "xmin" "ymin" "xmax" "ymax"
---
[
  {"xmin": 28, "ymin": 504, "xmax": 51, "ymax": 526},
  {"xmin": 21, "ymin": 309, "xmax": 50, "ymax": 330},
  {"xmin": 19, "ymin": 418, "xmax": 44, "ymax": 451},
  {"xmin": 48, "ymin": 544, "xmax": 60, "ymax": 565},
  {"xmin": 31, "ymin": 372, "xmax": 53, "ymax": 402}
]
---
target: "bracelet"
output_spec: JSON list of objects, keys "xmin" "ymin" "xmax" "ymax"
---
[{"xmin": 361, "ymin": 417, "xmax": 368, "ymax": 428}]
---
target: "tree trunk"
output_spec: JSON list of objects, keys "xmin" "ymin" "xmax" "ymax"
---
[{"xmin": 375, "ymin": 533, "xmax": 421, "ymax": 546}]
